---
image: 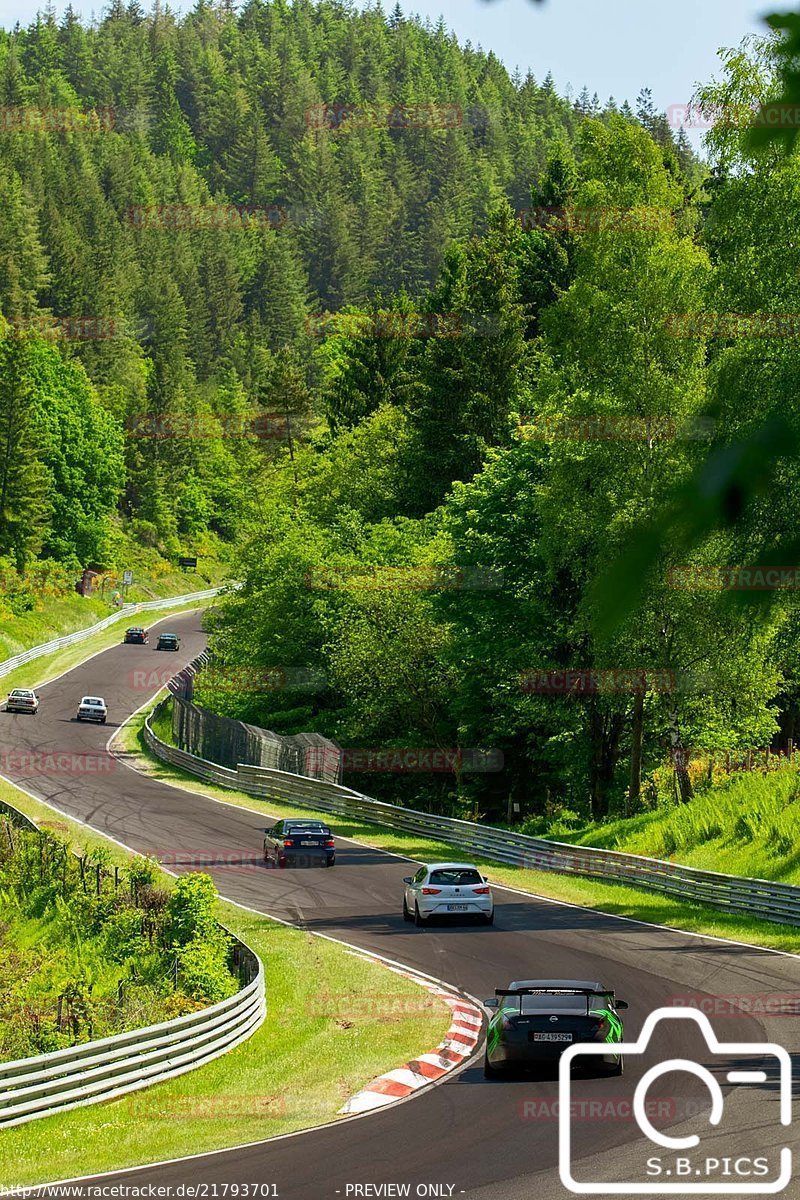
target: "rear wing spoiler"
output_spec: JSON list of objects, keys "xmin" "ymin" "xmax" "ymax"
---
[
  {"xmin": 494, "ymin": 988, "xmax": 615, "ymax": 999},
  {"xmin": 492, "ymin": 987, "xmax": 617, "ymax": 1012}
]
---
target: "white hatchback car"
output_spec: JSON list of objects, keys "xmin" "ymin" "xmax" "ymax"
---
[
  {"xmin": 403, "ymin": 862, "xmax": 494, "ymax": 926},
  {"xmin": 76, "ymin": 696, "xmax": 107, "ymax": 724}
]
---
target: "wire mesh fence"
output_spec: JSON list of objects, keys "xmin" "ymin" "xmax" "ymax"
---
[{"xmin": 168, "ymin": 654, "xmax": 342, "ymax": 783}]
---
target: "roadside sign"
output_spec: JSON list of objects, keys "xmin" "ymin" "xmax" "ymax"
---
[
  {"xmin": 122, "ymin": 569, "xmax": 133, "ymax": 586},
  {"xmin": 178, "ymin": 556, "xmax": 198, "ymax": 570}
]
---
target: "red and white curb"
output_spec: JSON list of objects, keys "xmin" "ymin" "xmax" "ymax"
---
[{"xmin": 338, "ymin": 976, "xmax": 483, "ymax": 1114}]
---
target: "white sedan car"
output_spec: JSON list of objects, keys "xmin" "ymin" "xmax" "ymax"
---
[
  {"xmin": 403, "ymin": 861, "xmax": 494, "ymax": 926},
  {"xmin": 6, "ymin": 688, "xmax": 39, "ymax": 714},
  {"xmin": 76, "ymin": 695, "xmax": 107, "ymax": 724}
]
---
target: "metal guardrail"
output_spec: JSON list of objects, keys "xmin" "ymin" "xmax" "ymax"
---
[
  {"xmin": 0, "ymin": 799, "xmax": 38, "ymax": 831},
  {"xmin": 0, "ymin": 797, "xmax": 265, "ymax": 1129},
  {"xmin": 0, "ymin": 587, "xmax": 224, "ymax": 682},
  {"xmin": 144, "ymin": 696, "xmax": 800, "ymax": 928}
]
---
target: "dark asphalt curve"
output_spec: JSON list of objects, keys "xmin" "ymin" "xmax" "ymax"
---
[{"xmin": 1, "ymin": 608, "xmax": 799, "ymax": 1199}]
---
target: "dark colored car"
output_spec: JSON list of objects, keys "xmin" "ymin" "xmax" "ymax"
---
[
  {"xmin": 483, "ymin": 979, "xmax": 628, "ymax": 1079},
  {"xmin": 263, "ymin": 819, "xmax": 336, "ymax": 868},
  {"xmin": 124, "ymin": 627, "xmax": 149, "ymax": 645},
  {"xmin": 156, "ymin": 632, "xmax": 181, "ymax": 651}
]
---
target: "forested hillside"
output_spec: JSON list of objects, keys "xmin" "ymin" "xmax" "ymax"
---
[
  {"xmin": 189, "ymin": 23, "xmax": 800, "ymax": 828},
  {"xmin": 0, "ymin": 0, "xmax": 695, "ymax": 585},
  {"xmin": 7, "ymin": 0, "xmax": 764, "ymax": 826}
]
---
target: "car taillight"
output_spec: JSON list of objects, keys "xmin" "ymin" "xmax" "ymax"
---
[
  {"xmin": 283, "ymin": 839, "xmax": 294, "ymax": 847},
  {"xmin": 595, "ymin": 1017, "xmax": 610, "ymax": 1036},
  {"xmin": 421, "ymin": 887, "xmax": 441, "ymax": 895},
  {"xmin": 473, "ymin": 887, "xmax": 490, "ymax": 894},
  {"xmin": 324, "ymin": 839, "xmax": 335, "ymax": 847}
]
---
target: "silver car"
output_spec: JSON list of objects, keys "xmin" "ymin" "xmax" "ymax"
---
[
  {"xmin": 403, "ymin": 861, "xmax": 494, "ymax": 926},
  {"xmin": 6, "ymin": 688, "xmax": 39, "ymax": 714}
]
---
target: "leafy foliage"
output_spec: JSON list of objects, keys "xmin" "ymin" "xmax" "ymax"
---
[
  {"xmin": 0, "ymin": 824, "xmax": 236, "ymax": 1059},
  {"xmin": 0, "ymin": 0, "xmax": 698, "ymax": 573}
]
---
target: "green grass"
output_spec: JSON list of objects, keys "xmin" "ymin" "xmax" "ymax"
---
[
  {"xmin": 150, "ymin": 696, "xmax": 175, "ymax": 743},
  {"xmin": 0, "ymin": 598, "xmax": 218, "ymax": 699},
  {"xmin": 0, "ymin": 778, "xmax": 452, "ymax": 1187},
  {"xmin": 116, "ymin": 703, "xmax": 800, "ymax": 956},
  {"xmin": 0, "ymin": 888, "xmax": 169, "ymax": 1062},
  {"xmin": 550, "ymin": 766, "xmax": 800, "ymax": 885},
  {"xmin": 0, "ymin": 531, "xmax": 229, "ymax": 666}
]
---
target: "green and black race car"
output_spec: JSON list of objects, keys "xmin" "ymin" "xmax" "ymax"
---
[{"xmin": 483, "ymin": 979, "xmax": 628, "ymax": 1079}]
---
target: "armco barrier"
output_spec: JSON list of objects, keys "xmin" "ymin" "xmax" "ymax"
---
[
  {"xmin": 0, "ymin": 799, "xmax": 37, "ymax": 831},
  {"xmin": 0, "ymin": 587, "xmax": 225, "ymax": 682},
  {"xmin": 144, "ymin": 697, "xmax": 800, "ymax": 928},
  {"xmin": 0, "ymin": 798, "xmax": 265, "ymax": 1128}
]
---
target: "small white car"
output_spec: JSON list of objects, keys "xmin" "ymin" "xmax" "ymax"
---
[
  {"xmin": 403, "ymin": 861, "xmax": 494, "ymax": 927},
  {"xmin": 76, "ymin": 696, "xmax": 107, "ymax": 724},
  {"xmin": 6, "ymin": 688, "xmax": 39, "ymax": 714}
]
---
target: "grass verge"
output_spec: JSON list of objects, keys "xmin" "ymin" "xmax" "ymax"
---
[
  {"xmin": 0, "ymin": 598, "xmax": 220, "ymax": 699},
  {"xmin": 552, "ymin": 767, "xmax": 800, "ymax": 886},
  {"xmin": 0, "ymin": 534, "xmax": 228, "ymax": 667},
  {"xmin": 116, "ymin": 702, "xmax": 800, "ymax": 958},
  {"xmin": 0, "ymin": 776, "xmax": 452, "ymax": 1187}
]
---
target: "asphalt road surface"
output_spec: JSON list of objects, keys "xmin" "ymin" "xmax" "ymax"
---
[{"xmin": 1, "ymin": 609, "xmax": 798, "ymax": 1198}]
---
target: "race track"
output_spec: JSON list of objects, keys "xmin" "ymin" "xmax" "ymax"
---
[{"xmin": 1, "ymin": 609, "xmax": 798, "ymax": 1198}]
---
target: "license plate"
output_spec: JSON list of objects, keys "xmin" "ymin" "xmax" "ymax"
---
[
  {"xmin": 532, "ymin": 1032, "xmax": 573, "ymax": 1043},
  {"xmin": 301, "ymin": 840, "xmax": 321, "ymax": 847},
  {"xmin": 447, "ymin": 904, "xmax": 469, "ymax": 911}
]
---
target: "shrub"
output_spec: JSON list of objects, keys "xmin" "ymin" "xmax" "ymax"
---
[
  {"xmin": 166, "ymin": 873, "xmax": 219, "ymax": 945},
  {"xmin": 176, "ymin": 928, "xmax": 237, "ymax": 1005}
]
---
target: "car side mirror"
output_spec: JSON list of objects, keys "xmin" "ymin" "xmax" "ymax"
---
[
  {"xmin": 616, "ymin": 1000, "xmax": 629, "ymax": 1011},
  {"xmin": 403, "ymin": 876, "xmax": 413, "ymax": 884},
  {"xmin": 482, "ymin": 876, "xmax": 489, "ymax": 883},
  {"xmin": 484, "ymin": 998, "xmax": 499, "ymax": 1009}
]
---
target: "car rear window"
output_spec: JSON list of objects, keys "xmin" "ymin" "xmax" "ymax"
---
[
  {"xmin": 519, "ymin": 995, "xmax": 592, "ymax": 1014},
  {"xmin": 429, "ymin": 868, "xmax": 483, "ymax": 885}
]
